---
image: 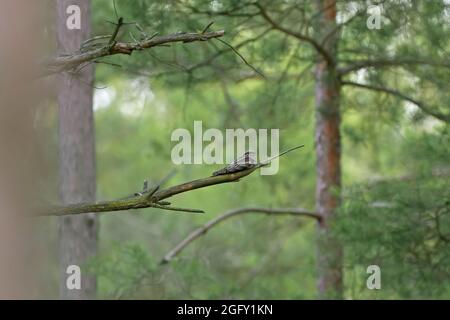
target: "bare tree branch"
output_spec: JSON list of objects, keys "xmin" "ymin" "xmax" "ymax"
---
[
  {"xmin": 41, "ymin": 29, "xmax": 225, "ymax": 77},
  {"xmin": 40, "ymin": 144, "xmax": 305, "ymax": 216},
  {"xmin": 338, "ymin": 58, "xmax": 450, "ymax": 75},
  {"xmin": 160, "ymin": 207, "xmax": 321, "ymax": 264},
  {"xmin": 40, "ymin": 166, "xmax": 259, "ymax": 216},
  {"xmin": 341, "ymin": 80, "xmax": 450, "ymax": 122}
]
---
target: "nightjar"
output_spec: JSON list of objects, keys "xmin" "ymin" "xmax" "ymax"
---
[{"xmin": 212, "ymin": 151, "xmax": 257, "ymax": 176}]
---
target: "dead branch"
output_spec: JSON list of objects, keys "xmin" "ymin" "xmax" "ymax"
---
[
  {"xmin": 160, "ymin": 207, "xmax": 321, "ymax": 264},
  {"xmin": 40, "ymin": 166, "xmax": 258, "ymax": 216},
  {"xmin": 40, "ymin": 144, "xmax": 305, "ymax": 216},
  {"xmin": 41, "ymin": 29, "xmax": 225, "ymax": 77}
]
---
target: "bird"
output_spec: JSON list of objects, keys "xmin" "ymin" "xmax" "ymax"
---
[
  {"xmin": 211, "ymin": 145, "xmax": 305, "ymax": 176},
  {"xmin": 212, "ymin": 151, "xmax": 257, "ymax": 176}
]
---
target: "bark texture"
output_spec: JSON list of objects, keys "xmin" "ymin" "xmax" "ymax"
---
[
  {"xmin": 57, "ymin": 0, "xmax": 98, "ymax": 299},
  {"xmin": 314, "ymin": 0, "xmax": 343, "ymax": 299}
]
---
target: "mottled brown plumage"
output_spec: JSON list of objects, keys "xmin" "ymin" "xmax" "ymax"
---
[{"xmin": 212, "ymin": 151, "xmax": 257, "ymax": 176}]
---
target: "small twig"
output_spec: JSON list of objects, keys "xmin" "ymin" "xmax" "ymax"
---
[
  {"xmin": 151, "ymin": 203, "xmax": 204, "ymax": 214},
  {"xmin": 261, "ymin": 144, "xmax": 305, "ymax": 165},
  {"xmin": 81, "ymin": 35, "xmax": 111, "ymax": 48},
  {"xmin": 108, "ymin": 17, "xmax": 124, "ymax": 47},
  {"xmin": 202, "ymin": 21, "xmax": 215, "ymax": 34},
  {"xmin": 215, "ymin": 38, "xmax": 265, "ymax": 79},
  {"xmin": 146, "ymin": 185, "xmax": 160, "ymax": 199},
  {"xmin": 42, "ymin": 30, "xmax": 225, "ymax": 77},
  {"xmin": 129, "ymin": 31, "xmax": 140, "ymax": 44},
  {"xmin": 134, "ymin": 23, "xmax": 148, "ymax": 38},
  {"xmin": 143, "ymin": 169, "xmax": 177, "ymax": 199},
  {"xmin": 147, "ymin": 32, "xmax": 159, "ymax": 41}
]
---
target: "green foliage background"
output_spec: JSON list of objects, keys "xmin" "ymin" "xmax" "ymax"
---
[{"xmin": 39, "ymin": 0, "xmax": 450, "ymax": 299}]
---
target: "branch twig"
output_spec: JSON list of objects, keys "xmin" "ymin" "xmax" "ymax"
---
[
  {"xmin": 215, "ymin": 38, "xmax": 265, "ymax": 78},
  {"xmin": 160, "ymin": 207, "xmax": 321, "ymax": 264},
  {"xmin": 107, "ymin": 17, "xmax": 124, "ymax": 47}
]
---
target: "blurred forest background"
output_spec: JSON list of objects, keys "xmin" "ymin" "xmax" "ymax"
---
[{"xmin": 36, "ymin": 0, "xmax": 449, "ymax": 299}]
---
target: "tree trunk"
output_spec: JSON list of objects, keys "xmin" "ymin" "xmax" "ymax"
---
[
  {"xmin": 0, "ymin": 1, "xmax": 49, "ymax": 298},
  {"xmin": 57, "ymin": 0, "xmax": 98, "ymax": 299},
  {"xmin": 314, "ymin": 0, "xmax": 343, "ymax": 299}
]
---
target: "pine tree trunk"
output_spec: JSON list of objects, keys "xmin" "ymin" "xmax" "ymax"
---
[
  {"xmin": 314, "ymin": 0, "xmax": 343, "ymax": 299},
  {"xmin": 56, "ymin": 0, "xmax": 98, "ymax": 299}
]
